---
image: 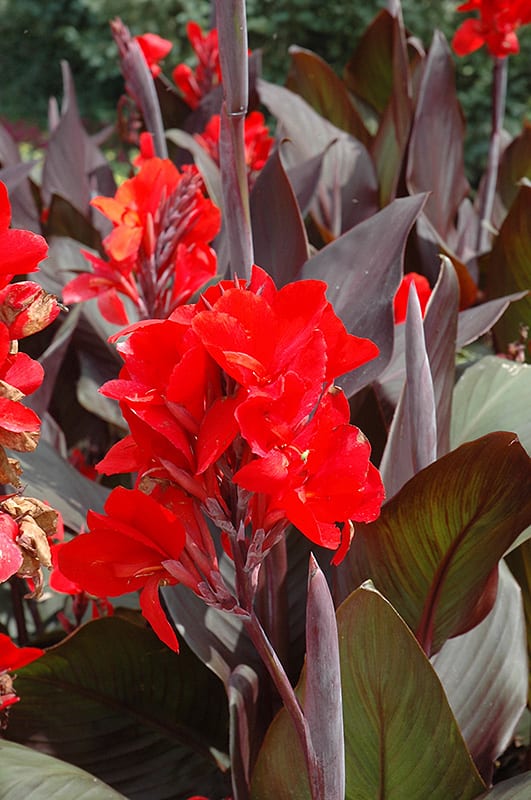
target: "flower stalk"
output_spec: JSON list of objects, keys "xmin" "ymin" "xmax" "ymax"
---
[
  {"xmin": 214, "ymin": 0, "xmax": 253, "ymax": 279},
  {"xmin": 476, "ymin": 55, "xmax": 508, "ymax": 254}
]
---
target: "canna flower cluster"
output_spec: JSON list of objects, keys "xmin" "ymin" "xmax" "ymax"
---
[
  {"xmin": 63, "ymin": 157, "xmax": 221, "ymax": 324},
  {"xmin": 194, "ymin": 111, "xmax": 274, "ymax": 188},
  {"xmin": 135, "ymin": 32, "xmax": 172, "ymax": 77},
  {"xmin": 59, "ymin": 266, "xmax": 385, "ymax": 650},
  {"xmin": 452, "ymin": 0, "xmax": 531, "ymax": 57},
  {"xmin": 0, "ymin": 181, "xmax": 60, "ymax": 487},
  {"xmin": 173, "ymin": 21, "xmax": 222, "ymax": 109}
]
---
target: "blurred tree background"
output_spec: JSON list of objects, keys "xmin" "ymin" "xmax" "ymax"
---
[{"xmin": 0, "ymin": 0, "xmax": 530, "ymax": 185}]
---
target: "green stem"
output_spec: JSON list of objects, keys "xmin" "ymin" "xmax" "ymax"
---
[{"xmin": 476, "ymin": 56, "xmax": 507, "ymax": 254}]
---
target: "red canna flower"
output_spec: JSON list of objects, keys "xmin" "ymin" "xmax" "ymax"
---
[
  {"xmin": 63, "ymin": 158, "xmax": 221, "ymax": 322},
  {"xmin": 393, "ymin": 272, "xmax": 432, "ymax": 324},
  {"xmin": 95, "ymin": 266, "xmax": 384, "ymax": 566},
  {"xmin": 172, "ymin": 21, "xmax": 222, "ymax": 109},
  {"xmin": 135, "ymin": 32, "xmax": 172, "ymax": 77},
  {"xmin": 452, "ymin": 0, "xmax": 531, "ymax": 57},
  {"xmin": 235, "ymin": 390, "xmax": 385, "ymax": 561},
  {"xmin": 194, "ymin": 111, "xmax": 274, "ymax": 186},
  {"xmin": 0, "ymin": 633, "xmax": 43, "ymax": 713},
  {"xmin": 57, "ymin": 487, "xmax": 187, "ymax": 651},
  {"xmin": 0, "ymin": 182, "xmax": 48, "ymax": 288}
]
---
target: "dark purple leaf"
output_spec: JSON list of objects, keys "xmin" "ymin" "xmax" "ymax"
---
[
  {"xmin": 41, "ymin": 62, "xmax": 91, "ymax": 216},
  {"xmin": 213, "ymin": 1, "xmax": 253, "ymax": 278},
  {"xmin": 494, "ymin": 120, "xmax": 531, "ymax": 227},
  {"xmin": 301, "ymin": 194, "xmax": 426, "ymax": 396},
  {"xmin": 457, "ymin": 291, "xmax": 528, "ymax": 347},
  {"xmin": 370, "ymin": 6, "xmax": 413, "ymax": 204},
  {"xmin": 376, "ymin": 288, "xmax": 528, "ymax": 414},
  {"xmin": 229, "ymin": 665, "xmax": 260, "ymax": 800},
  {"xmin": 111, "ymin": 20, "xmax": 167, "ymax": 159},
  {"xmin": 0, "ymin": 124, "xmax": 40, "ymax": 231},
  {"xmin": 250, "ymin": 145, "xmax": 309, "ymax": 286},
  {"xmin": 258, "ymin": 79, "xmax": 379, "ymax": 236},
  {"xmin": 486, "ymin": 184, "xmax": 531, "ymax": 359},
  {"xmin": 17, "ymin": 440, "xmax": 109, "ymax": 532},
  {"xmin": 380, "ymin": 282, "xmax": 437, "ymax": 498},
  {"xmin": 343, "ymin": 10, "xmax": 396, "ymax": 114},
  {"xmin": 406, "ymin": 32, "xmax": 469, "ymax": 240},
  {"xmin": 286, "ymin": 47, "xmax": 371, "ymax": 147},
  {"xmin": 423, "ymin": 256, "xmax": 459, "ymax": 455},
  {"xmin": 304, "ymin": 555, "xmax": 344, "ymax": 800},
  {"xmin": 285, "ymin": 147, "xmax": 329, "ymax": 219},
  {"xmin": 6, "ymin": 616, "xmax": 230, "ymax": 799}
]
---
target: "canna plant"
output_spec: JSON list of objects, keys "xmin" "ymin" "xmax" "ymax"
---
[{"xmin": 0, "ymin": 1, "xmax": 531, "ymax": 799}]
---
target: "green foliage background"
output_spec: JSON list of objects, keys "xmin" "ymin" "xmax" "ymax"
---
[{"xmin": 0, "ymin": 0, "xmax": 530, "ymax": 183}]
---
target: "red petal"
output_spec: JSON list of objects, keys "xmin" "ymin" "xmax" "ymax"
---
[{"xmin": 140, "ymin": 575, "xmax": 179, "ymax": 652}]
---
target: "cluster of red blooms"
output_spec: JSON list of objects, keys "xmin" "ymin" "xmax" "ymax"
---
[
  {"xmin": 452, "ymin": 0, "xmax": 531, "ymax": 57},
  {"xmin": 0, "ymin": 181, "xmax": 64, "ymax": 712},
  {"xmin": 0, "ymin": 181, "xmax": 63, "ymax": 594},
  {"xmin": 172, "ymin": 21, "xmax": 222, "ymax": 110},
  {"xmin": 0, "ymin": 182, "xmax": 59, "ymax": 480},
  {"xmin": 58, "ymin": 266, "xmax": 385, "ymax": 651},
  {"xmin": 136, "ymin": 22, "xmax": 273, "ymax": 181},
  {"xmin": 193, "ymin": 111, "xmax": 274, "ymax": 188},
  {"xmin": 63, "ymin": 157, "xmax": 221, "ymax": 324}
]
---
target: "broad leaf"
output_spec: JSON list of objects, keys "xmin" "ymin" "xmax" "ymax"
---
[
  {"xmin": 301, "ymin": 194, "xmax": 426, "ymax": 396},
  {"xmin": 286, "ymin": 47, "xmax": 370, "ymax": 146},
  {"xmin": 258, "ymin": 79, "xmax": 379, "ymax": 236},
  {"xmin": 285, "ymin": 147, "xmax": 329, "ymax": 219},
  {"xmin": 406, "ymin": 32, "xmax": 469, "ymax": 240},
  {"xmin": 432, "ymin": 561, "xmax": 527, "ymax": 782},
  {"xmin": 0, "ymin": 740, "xmax": 126, "ymax": 799},
  {"xmin": 0, "ymin": 122, "xmax": 40, "ymax": 231},
  {"xmin": 5, "ymin": 615, "xmax": 230, "ymax": 800},
  {"xmin": 451, "ymin": 356, "xmax": 531, "ymax": 453},
  {"xmin": 337, "ymin": 432, "xmax": 531, "ymax": 655},
  {"xmin": 480, "ymin": 773, "xmax": 531, "ymax": 798},
  {"xmin": 250, "ymin": 144, "xmax": 309, "ymax": 286},
  {"xmin": 451, "ymin": 355, "xmax": 531, "ymax": 553},
  {"xmin": 457, "ymin": 291, "xmax": 528, "ymax": 348},
  {"xmin": 370, "ymin": 7, "xmax": 413, "ymax": 204},
  {"xmin": 17, "ymin": 440, "xmax": 109, "ymax": 532},
  {"xmin": 343, "ymin": 10, "xmax": 395, "ymax": 114},
  {"xmin": 251, "ymin": 584, "xmax": 486, "ymax": 800},
  {"xmin": 486, "ymin": 184, "xmax": 531, "ymax": 360},
  {"xmin": 494, "ymin": 120, "xmax": 531, "ymax": 226}
]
